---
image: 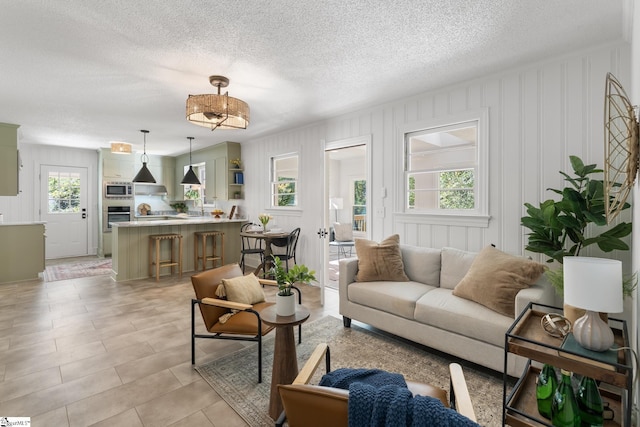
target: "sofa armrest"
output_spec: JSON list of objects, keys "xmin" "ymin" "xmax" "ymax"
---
[
  {"xmin": 338, "ymin": 257, "xmax": 359, "ymax": 293},
  {"xmin": 514, "ymin": 274, "xmax": 554, "ymax": 317}
]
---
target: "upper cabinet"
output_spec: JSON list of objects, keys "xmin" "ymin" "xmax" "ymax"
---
[
  {"xmin": 0, "ymin": 122, "xmax": 20, "ymax": 196},
  {"xmin": 203, "ymin": 141, "xmax": 242, "ymax": 201},
  {"xmin": 103, "ymin": 149, "xmax": 135, "ymax": 180}
]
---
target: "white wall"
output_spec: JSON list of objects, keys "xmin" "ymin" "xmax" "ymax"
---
[
  {"xmin": 241, "ymin": 41, "xmax": 632, "ymax": 291},
  {"xmin": 0, "ymin": 143, "xmax": 100, "ymax": 255}
]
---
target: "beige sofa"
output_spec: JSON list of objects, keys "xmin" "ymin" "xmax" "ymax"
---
[{"xmin": 339, "ymin": 244, "xmax": 554, "ymax": 377}]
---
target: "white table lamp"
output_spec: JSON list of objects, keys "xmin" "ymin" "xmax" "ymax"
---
[
  {"xmin": 563, "ymin": 256, "xmax": 623, "ymax": 352},
  {"xmin": 329, "ymin": 197, "xmax": 343, "ymax": 223}
]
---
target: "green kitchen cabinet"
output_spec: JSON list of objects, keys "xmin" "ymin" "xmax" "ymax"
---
[{"xmin": 0, "ymin": 122, "xmax": 20, "ymax": 196}]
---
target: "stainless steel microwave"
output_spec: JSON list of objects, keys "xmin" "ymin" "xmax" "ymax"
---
[{"xmin": 104, "ymin": 182, "xmax": 133, "ymax": 198}]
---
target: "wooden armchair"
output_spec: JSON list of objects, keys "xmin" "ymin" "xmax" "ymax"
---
[
  {"xmin": 191, "ymin": 263, "xmax": 301, "ymax": 383},
  {"xmin": 276, "ymin": 343, "xmax": 477, "ymax": 427}
]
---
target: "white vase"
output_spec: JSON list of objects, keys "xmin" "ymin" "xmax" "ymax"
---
[{"xmin": 276, "ymin": 294, "xmax": 296, "ymax": 316}]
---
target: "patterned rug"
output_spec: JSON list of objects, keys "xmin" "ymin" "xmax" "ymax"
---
[
  {"xmin": 195, "ymin": 315, "xmax": 503, "ymax": 426},
  {"xmin": 44, "ymin": 259, "xmax": 112, "ymax": 282}
]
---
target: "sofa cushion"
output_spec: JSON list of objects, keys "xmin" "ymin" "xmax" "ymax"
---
[
  {"xmin": 347, "ymin": 281, "xmax": 436, "ymax": 320},
  {"xmin": 355, "ymin": 235, "xmax": 409, "ymax": 282},
  {"xmin": 334, "ymin": 223, "xmax": 354, "ymax": 242},
  {"xmin": 452, "ymin": 246, "xmax": 546, "ymax": 317},
  {"xmin": 440, "ymin": 247, "xmax": 477, "ymax": 289},
  {"xmin": 221, "ymin": 273, "xmax": 266, "ymax": 305},
  {"xmin": 414, "ymin": 288, "xmax": 513, "ymax": 347},
  {"xmin": 400, "ymin": 245, "xmax": 441, "ymax": 286}
]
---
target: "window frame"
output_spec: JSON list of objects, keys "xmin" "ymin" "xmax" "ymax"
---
[
  {"xmin": 269, "ymin": 152, "xmax": 299, "ymax": 209},
  {"xmin": 396, "ymin": 109, "xmax": 490, "ymax": 227}
]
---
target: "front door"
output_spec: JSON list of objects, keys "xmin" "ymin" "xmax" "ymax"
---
[{"xmin": 40, "ymin": 165, "xmax": 89, "ymax": 258}]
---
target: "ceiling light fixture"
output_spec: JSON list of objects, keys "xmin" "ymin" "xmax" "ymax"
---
[
  {"xmin": 110, "ymin": 141, "xmax": 132, "ymax": 154},
  {"xmin": 186, "ymin": 75, "xmax": 250, "ymax": 131},
  {"xmin": 181, "ymin": 137, "xmax": 201, "ymax": 186},
  {"xmin": 132, "ymin": 130, "xmax": 156, "ymax": 183}
]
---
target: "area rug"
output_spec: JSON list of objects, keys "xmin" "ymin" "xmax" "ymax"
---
[
  {"xmin": 44, "ymin": 259, "xmax": 112, "ymax": 282},
  {"xmin": 196, "ymin": 315, "xmax": 503, "ymax": 426}
]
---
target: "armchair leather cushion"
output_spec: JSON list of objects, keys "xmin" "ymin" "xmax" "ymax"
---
[
  {"xmin": 221, "ymin": 273, "xmax": 265, "ymax": 305},
  {"xmin": 278, "ymin": 380, "xmax": 448, "ymax": 427}
]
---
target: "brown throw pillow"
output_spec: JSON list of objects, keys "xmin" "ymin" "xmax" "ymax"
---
[
  {"xmin": 452, "ymin": 246, "xmax": 546, "ymax": 317},
  {"xmin": 221, "ymin": 273, "xmax": 266, "ymax": 305},
  {"xmin": 355, "ymin": 234, "xmax": 409, "ymax": 282}
]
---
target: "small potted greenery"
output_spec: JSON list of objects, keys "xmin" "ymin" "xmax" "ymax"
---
[
  {"xmin": 270, "ymin": 256, "xmax": 316, "ymax": 315},
  {"xmin": 170, "ymin": 202, "xmax": 188, "ymax": 213}
]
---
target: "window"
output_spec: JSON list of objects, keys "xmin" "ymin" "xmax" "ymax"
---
[
  {"xmin": 271, "ymin": 153, "xmax": 298, "ymax": 208},
  {"xmin": 404, "ymin": 115, "xmax": 486, "ymax": 217},
  {"xmin": 48, "ymin": 171, "xmax": 81, "ymax": 213},
  {"xmin": 183, "ymin": 162, "xmax": 206, "ymax": 201},
  {"xmin": 352, "ymin": 179, "xmax": 366, "ymax": 231}
]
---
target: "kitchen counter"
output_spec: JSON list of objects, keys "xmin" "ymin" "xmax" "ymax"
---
[
  {"xmin": 121, "ymin": 216, "xmax": 246, "ymax": 227},
  {"xmin": 110, "ymin": 217, "xmax": 246, "ymax": 281},
  {"xmin": 0, "ymin": 223, "xmax": 45, "ymax": 283},
  {"xmin": 0, "ymin": 221, "xmax": 46, "ymax": 226}
]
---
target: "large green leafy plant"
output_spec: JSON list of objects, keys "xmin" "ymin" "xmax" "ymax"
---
[{"xmin": 521, "ymin": 156, "xmax": 634, "ymax": 295}]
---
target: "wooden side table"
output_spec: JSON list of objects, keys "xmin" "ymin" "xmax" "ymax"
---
[{"xmin": 260, "ymin": 304, "xmax": 310, "ymax": 420}]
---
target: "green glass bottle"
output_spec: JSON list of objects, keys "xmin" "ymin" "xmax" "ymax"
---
[
  {"xmin": 577, "ymin": 376, "xmax": 603, "ymax": 426},
  {"xmin": 536, "ymin": 364, "xmax": 558, "ymax": 419},
  {"xmin": 551, "ymin": 369, "xmax": 581, "ymax": 427}
]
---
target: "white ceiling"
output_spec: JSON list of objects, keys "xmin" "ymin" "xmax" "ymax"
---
[{"xmin": 0, "ymin": 1, "xmax": 628, "ymax": 156}]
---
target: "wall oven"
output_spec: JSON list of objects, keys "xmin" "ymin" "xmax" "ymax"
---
[
  {"xmin": 104, "ymin": 205, "xmax": 131, "ymax": 232},
  {"xmin": 104, "ymin": 182, "xmax": 133, "ymax": 199}
]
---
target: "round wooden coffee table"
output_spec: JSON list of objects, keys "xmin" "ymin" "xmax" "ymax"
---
[{"xmin": 260, "ymin": 304, "xmax": 310, "ymax": 420}]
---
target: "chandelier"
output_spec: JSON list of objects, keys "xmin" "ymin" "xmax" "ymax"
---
[{"xmin": 186, "ymin": 75, "xmax": 250, "ymax": 131}]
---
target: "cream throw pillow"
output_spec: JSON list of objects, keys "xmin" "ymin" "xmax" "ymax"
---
[
  {"xmin": 334, "ymin": 223, "xmax": 354, "ymax": 242},
  {"xmin": 355, "ymin": 234, "xmax": 409, "ymax": 282},
  {"xmin": 221, "ymin": 273, "xmax": 266, "ymax": 305},
  {"xmin": 452, "ymin": 245, "xmax": 546, "ymax": 317}
]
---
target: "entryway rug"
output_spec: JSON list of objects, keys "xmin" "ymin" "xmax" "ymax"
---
[
  {"xmin": 195, "ymin": 315, "xmax": 503, "ymax": 426},
  {"xmin": 44, "ymin": 258, "xmax": 112, "ymax": 282}
]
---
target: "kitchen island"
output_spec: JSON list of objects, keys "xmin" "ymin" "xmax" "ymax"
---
[{"xmin": 111, "ymin": 217, "xmax": 246, "ymax": 281}]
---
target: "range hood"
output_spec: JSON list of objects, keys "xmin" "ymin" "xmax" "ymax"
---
[{"xmin": 134, "ymin": 183, "xmax": 168, "ymax": 196}]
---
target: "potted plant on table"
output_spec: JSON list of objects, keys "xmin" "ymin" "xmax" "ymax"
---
[
  {"xmin": 270, "ymin": 256, "xmax": 317, "ymax": 316},
  {"xmin": 520, "ymin": 156, "xmax": 635, "ymax": 321}
]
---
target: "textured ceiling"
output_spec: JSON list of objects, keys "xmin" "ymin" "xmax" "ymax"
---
[{"xmin": 0, "ymin": 0, "xmax": 627, "ymax": 156}]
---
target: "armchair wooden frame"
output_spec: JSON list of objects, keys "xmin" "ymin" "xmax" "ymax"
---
[
  {"xmin": 191, "ymin": 265, "xmax": 302, "ymax": 384},
  {"xmin": 275, "ymin": 343, "xmax": 477, "ymax": 426}
]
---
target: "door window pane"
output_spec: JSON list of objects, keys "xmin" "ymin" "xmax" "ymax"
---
[{"xmin": 48, "ymin": 171, "xmax": 81, "ymax": 213}]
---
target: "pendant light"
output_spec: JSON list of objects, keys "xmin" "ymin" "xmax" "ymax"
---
[
  {"xmin": 181, "ymin": 137, "xmax": 201, "ymax": 185},
  {"xmin": 132, "ymin": 130, "xmax": 156, "ymax": 183}
]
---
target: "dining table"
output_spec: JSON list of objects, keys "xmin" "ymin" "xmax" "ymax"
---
[{"xmin": 239, "ymin": 229, "xmax": 290, "ymax": 277}]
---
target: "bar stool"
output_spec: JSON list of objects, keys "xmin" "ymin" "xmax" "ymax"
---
[
  {"xmin": 194, "ymin": 231, "xmax": 225, "ymax": 271},
  {"xmin": 148, "ymin": 233, "xmax": 183, "ymax": 281}
]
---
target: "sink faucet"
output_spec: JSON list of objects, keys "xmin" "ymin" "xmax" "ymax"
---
[{"xmin": 193, "ymin": 198, "xmax": 204, "ymax": 216}]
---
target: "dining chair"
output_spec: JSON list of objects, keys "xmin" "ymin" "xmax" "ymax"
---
[
  {"xmin": 270, "ymin": 227, "xmax": 300, "ymax": 271},
  {"xmin": 240, "ymin": 222, "xmax": 265, "ymax": 273}
]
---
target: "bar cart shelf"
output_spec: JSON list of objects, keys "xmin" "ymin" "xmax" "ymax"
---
[{"xmin": 503, "ymin": 303, "xmax": 632, "ymax": 426}]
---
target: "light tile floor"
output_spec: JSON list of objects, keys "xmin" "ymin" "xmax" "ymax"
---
[{"xmin": 0, "ymin": 264, "xmax": 339, "ymax": 426}]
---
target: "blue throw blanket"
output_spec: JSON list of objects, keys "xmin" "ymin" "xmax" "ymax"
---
[{"xmin": 319, "ymin": 368, "xmax": 480, "ymax": 427}]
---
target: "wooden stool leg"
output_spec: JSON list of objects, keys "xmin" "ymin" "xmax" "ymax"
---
[
  {"xmin": 149, "ymin": 238, "xmax": 153, "ymax": 278},
  {"xmin": 179, "ymin": 236, "xmax": 183, "ymax": 278},
  {"xmin": 220, "ymin": 233, "xmax": 224, "ymax": 267},
  {"xmin": 194, "ymin": 234, "xmax": 198, "ymax": 271},
  {"xmin": 155, "ymin": 239, "xmax": 160, "ymax": 282},
  {"xmin": 202, "ymin": 235, "xmax": 207, "ymax": 270}
]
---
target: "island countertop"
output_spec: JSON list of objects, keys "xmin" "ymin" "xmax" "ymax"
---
[{"xmin": 114, "ymin": 217, "xmax": 247, "ymax": 227}]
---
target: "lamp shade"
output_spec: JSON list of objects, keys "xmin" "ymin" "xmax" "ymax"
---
[
  {"xmin": 181, "ymin": 166, "xmax": 201, "ymax": 185},
  {"xmin": 563, "ymin": 256, "xmax": 623, "ymax": 313},
  {"xmin": 111, "ymin": 142, "xmax": 131, "ymax": 154},
  {"xmin": 329, "ymin": 197, "xmax": 344, "ymax": 210}
]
